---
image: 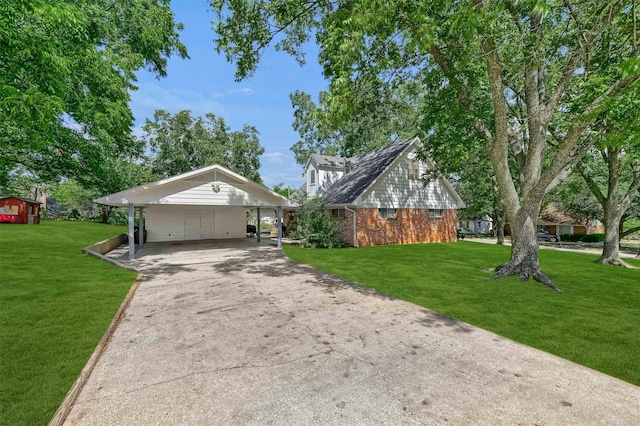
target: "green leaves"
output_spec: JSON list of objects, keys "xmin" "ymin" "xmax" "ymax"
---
[
  {"xmin": 0, "ymin": 0, "xmax": 188, "ymax": 189},
  {"xmin": 143, "ymin": 109, "xmax": 265, "ymax": 183}
]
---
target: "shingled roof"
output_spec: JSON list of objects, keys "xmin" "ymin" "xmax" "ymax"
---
[
  {"xmin": 321, "ymin": 139, "xmax": 414, "ymax": 205},
  {"xmin": 307, "ymin": 154, "xmax": 350, "ymax": 169}
]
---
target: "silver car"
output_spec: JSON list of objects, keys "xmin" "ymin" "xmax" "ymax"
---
[{"xmin": 537, "ymin": 228, "xmax": 560, "ymax": 243}]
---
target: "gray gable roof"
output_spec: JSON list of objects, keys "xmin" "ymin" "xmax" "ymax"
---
[
  {"xmin": 322, "ymin": 140, "xmax": 413, "ymax": 205},
  {"xmin": 309, "ymin": 154, "xmax": 350, "ymax": 168}
]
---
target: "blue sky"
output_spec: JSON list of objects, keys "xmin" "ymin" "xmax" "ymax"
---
[{"xmin": 129, "ymin": 1, "xmax": 328, "ymax": 189}]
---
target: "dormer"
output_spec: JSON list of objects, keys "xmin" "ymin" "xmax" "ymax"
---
[{"xmin": 304, "ymin": 154, "xmax": 349, "ymax": 198}]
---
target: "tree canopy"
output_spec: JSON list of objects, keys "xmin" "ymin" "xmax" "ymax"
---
[
  {"xmin": 143, "ymin": 109, "xmax": 265, "ymax": 183},
  {"xmin": 0, "ymin": 0, "xmax": 188, "ymax": 189},
  {"xmin": 212, "ymin": 0, "xmax": 640, "ymax": 291}
]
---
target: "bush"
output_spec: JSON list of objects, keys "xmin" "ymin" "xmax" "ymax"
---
[
  {"xmin": 582, "ymin": 233, "xmax": 605, "ymax": 243},
  {"xmin": 289, "ymin": 197, "xmax": 345, "ymax": 248},
  {"xmin": 559, "ymin": 233, "xmax": 585, "ymax": 242}
]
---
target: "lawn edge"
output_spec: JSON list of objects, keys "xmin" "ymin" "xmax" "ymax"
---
[{"xmin": 48, "ymin": 274, "xmax": 142, "ymax": 426}]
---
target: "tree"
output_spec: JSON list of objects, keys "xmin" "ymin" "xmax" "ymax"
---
[
  {"xmin": 212, "ymin": 0, "xmax": 640, "ymax": 292},
  {"xmin": 290, "ymin": 78, "xmax": 421, "ymax": 165},
  {"xmin": 288, "ymin": 197, "xmax": 345, "ymax": 248},
  {"xmin": 273, "ymin": 183, "xmax": 297, "ymax": 197},
  {"xmin": 577, "ymin": 144, "xmax": 640, "ymax": 267},
  {"xmin": 0, "ymin": 0, "xmax": 188, "ymax": 188},
  {"xmin": 143, "ymin": 109, "xmax": 265, "ymax": 183},
  {"xmin": 452, "ymin": 158, "xmax": 506, "ymax": 244}
]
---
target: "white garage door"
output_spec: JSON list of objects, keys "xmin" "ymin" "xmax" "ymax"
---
[
  {"xmin": 145, "ymin": 205, "xmax": 246, "ymax": 242},
  {"xmin": 185, "ymin": 209, "xmax": 215, "ymax": 240}
]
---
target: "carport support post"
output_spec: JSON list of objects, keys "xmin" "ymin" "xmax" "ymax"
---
[
  {"xmin": 256, "ymin": 207, "xmax": 261, "ymax": 243},
  {"xmin": 128, "ymin": 203, "xmax": 135, "ymax": 260},
  {"xmin": 277, "ymin": 206, "xmax": 282, "ymax": 249},
  {"xmin": 138, "ymin": 207, "xmax": 144, "ymax": 249}
]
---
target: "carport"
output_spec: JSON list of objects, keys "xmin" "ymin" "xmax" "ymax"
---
[{"xmin": 95, "ymin": 165, "xmax": 297, "ymax": 259}]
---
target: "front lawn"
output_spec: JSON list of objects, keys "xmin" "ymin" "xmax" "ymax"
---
[
  {"xmin": 0, "ymin": 221, "xmax": 137, "ymax": 426},
  {"xmin": 284, "ymin": 242, "xmax": 640, "ymax": 386}
]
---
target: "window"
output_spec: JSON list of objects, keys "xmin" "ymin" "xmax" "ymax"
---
[
  {"xmin": 559, "ymin": 225, "xmax": 572, "ymax": 235},
  {"xmin": 331, "ymin": 209, "xmax": 346, "ymax": 218},
  {"xmin": 378, "ymin": 208, "xmax": 397, "ymax": 219},
  {"xmin": 310, "ymin": 170, "xmax": 316, "ymax": 186},
  {"xmin": 408, "ymin": 160, "xmax": 420, "ymax": 180},
  {"xmin": 428, "ymin": 209, "xmax": 442, "ymax": 218}
]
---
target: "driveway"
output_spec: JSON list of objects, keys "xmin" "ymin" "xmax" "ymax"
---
[{"xmin": 65, "ymin": 240, "xmax": 640, "ymax": 425}]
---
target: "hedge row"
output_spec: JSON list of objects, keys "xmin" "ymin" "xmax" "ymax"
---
[{"xmin": 559, "ymin": 233, "xmax": 605, "ymax": 243}]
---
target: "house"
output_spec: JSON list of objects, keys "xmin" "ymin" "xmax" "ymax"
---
[
  {"xmin": 538, "ymin": 205, "xmax": 603, "ymax": 235},
  {"xmin": 503, "ymin": 205, "xmax": 604, "ymax": 236},
  {"xmin": 301, "ymin": 137, "xmax": 465, "ymax": 247},
  {"xmin": 458, "ymin": 216, "xmax": 493, "ymax": 234},
  {"xmin": 95, "ymin": 165, "xmax": 296, "ymax": 259},
  {"xmin": 0, "ymin": 197, "xmax": 42, "ymax": 224}
]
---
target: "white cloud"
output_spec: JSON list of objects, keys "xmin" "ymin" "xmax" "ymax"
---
[
  {"xmin": 262, "ymin": 152, "xmax": 284, "ymax": 159},
  {"xmin": 260, "ymin": 151, "xmax": 304, "ymax": 189},
  {"xmin": 227, "ymin": 87, "xmax": 255, "ymax": 95},
  {"xmin": 130, "ymin": 82, "xmax": 227, "ymax": 124},
  {"xmin": 210, "ymin": 92, "xmax": 225, "ymax": 99}
]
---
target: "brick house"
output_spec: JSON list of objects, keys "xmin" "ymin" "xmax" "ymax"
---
[{"xmin": 301, "ymin": 137, "xmax": 465, "ymax": 247}]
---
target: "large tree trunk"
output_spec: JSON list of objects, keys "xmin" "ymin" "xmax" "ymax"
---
[
  {"xmin": 492, "ymin": 202, "xmax": 562, "ymax": 293},
  {"xmin": 578, "ymin": 147, "xmax": 638, "ymax": 268},
  {"xmin": 597, "ymin": 202, "xmax": 630, "ymax": 267}
]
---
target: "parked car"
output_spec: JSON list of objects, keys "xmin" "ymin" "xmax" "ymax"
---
[
  {"xmin": 537, "ymin": 228, "xmax": 561, "ymax": 243},
  {"xmin": 457, "ymin": 227, "xmax": 473, "ymax": 240}
]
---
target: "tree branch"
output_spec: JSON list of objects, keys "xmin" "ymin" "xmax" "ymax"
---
[
  {"xmin": 537, "ymin": 74, "xmax": 640, "ymax": 192},
  {"xmin": 576, "ymin": 161, "xmax": 606, "ymax": 206},
  {"xmin": 621, "ymin": 225, "xmax": 640, "ymax": 238},
  {"xmin": 543, "ymin": 1, "xmax": 626, "ymax": 120}
]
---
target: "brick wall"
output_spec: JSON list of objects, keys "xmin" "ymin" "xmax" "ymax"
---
[{"xmin": 337, "ymin": 208, "xmax": 458, "ymax": 247}]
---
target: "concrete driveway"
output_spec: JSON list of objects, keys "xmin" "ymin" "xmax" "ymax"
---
[{"xmin": 65, "ymin": 240, "xmax": 640, "ymax": 425}]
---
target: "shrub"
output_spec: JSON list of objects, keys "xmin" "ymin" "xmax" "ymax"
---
[
  {"xmin": 559, "ymin": 233, "xmax": 585, "ymax": 242},
  {"xmin": 289, "ymin": 197, "xmax": 345, "ymax": 248},
  {"xmin": 582, "ymin": 233, "xmax": 605, "ymax": 243}
]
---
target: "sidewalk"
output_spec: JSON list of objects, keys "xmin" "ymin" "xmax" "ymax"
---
[{"xmin": 466, "ymin": 237, "xmax": 638, "ymax": 259}]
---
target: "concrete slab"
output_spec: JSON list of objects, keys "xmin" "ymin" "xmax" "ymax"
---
[{"xmin": 65, "ymin": 241, "xmax": 640, "ymax": 425}]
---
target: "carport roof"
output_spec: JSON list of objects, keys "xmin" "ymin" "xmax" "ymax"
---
[{"xmin": 95, "ymin": 164, "xmax": 297, "ymax": 208}]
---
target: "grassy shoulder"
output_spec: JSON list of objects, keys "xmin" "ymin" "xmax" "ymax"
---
[
  {"xmin": 0, "ymin": 220, "xmax": 137, "ymax": 426},
  {"xmin": 283, "ymin": 242, "xmax": 640, "ymax": 386}
]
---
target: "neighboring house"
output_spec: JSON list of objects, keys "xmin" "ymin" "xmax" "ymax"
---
[
  {"xmin": 458, "ymin": 216, "xmax": 493, "ymax": 234},
  {"xmin": 538, "ymin": 206, "xmax": 603, "ymax": 235},
  {"xmin": 0, "ymin": 197, "xmax": 42, "ymax": 224},
  {"xmin": 504, "ymin": 206, "xmax": 603, "ymax": 236},
  {"xmin": 300, "ymin": 137, "xmax": 466, "ymax": 247}
]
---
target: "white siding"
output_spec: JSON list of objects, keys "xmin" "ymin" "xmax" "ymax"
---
[
  {"xmin": 305, "ymin": 161, "xmax": 344, "ymax": 199},
  {"xmin": 132, "ymin": 181, "xmax": 281, "ymax": 207},
  {"xmin": 146, "ymin": 205, "xmax": 246, "ymax": 242},
  {"xmin": 307, "ymin": 164, "xmax": 319, "ymax": 198},
  {"xmin": 318, "ymin": 169, "xmax": 344, "ymax": 194},
  {"xmin": 361, "ymin": 150, "xmax": 459, "ymax": 209}
]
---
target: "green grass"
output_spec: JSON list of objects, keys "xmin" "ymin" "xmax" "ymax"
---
[
  {"xmin": 0, "ymin": 220, "xmax": 137, "ymax": 426},
  {"xmin": 284, "ymin": 242, "xmax": 640, "ymax": 386}
]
